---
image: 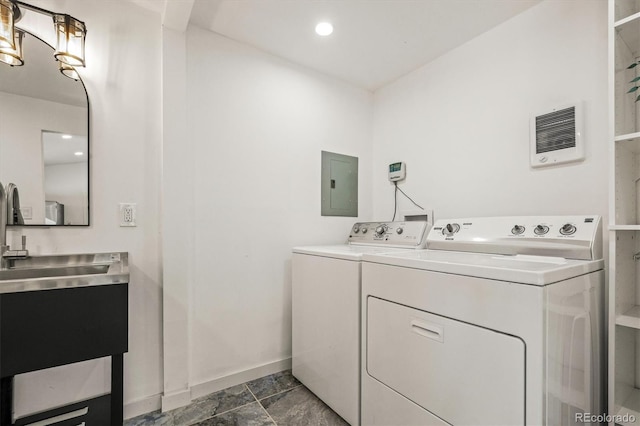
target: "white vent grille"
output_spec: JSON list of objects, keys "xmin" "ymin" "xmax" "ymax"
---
[
  {"xmin": 530, "ymin": 102, "xmax": 583, "ymax": 168},
  {"xmin": 535, "ymin": 106, "xmax": 576, "ymax": 153}
]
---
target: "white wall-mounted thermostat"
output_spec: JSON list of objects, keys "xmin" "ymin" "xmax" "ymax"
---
[
  {"xmin": 530, "ymin": 102, "xmax": 584, "ymax": 168},
  {"xmin": 388, "ymin": 162, "xmax": 406, "ymax": 182}
]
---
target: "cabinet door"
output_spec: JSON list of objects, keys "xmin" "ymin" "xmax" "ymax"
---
[{"xmin": 0, "ymin": 284, "xmax": 128, "ymax": 376}]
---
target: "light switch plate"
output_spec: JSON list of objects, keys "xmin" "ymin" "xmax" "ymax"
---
[
  {"xmin": 20, "ymin": 206, "xmax": 32, "ymax": 220},
  {"xmin": 119, "ymin": 203, "xmax": 136, "ymax": 227}
]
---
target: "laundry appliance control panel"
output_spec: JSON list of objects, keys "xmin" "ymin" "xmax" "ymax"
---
[
  {"xmin": 427, "ymin": 216, "xmax": 602, "ymax": 260},
  {"xmin": 348, "ymin": 221, "xmax": 429, "ymax": 248}
]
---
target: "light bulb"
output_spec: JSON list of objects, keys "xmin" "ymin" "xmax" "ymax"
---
[{"xmin": 315, "ymin": 22, "xmax": 333, "ymax": 36}]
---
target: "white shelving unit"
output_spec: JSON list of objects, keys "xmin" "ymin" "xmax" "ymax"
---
[
  {"xmin": 617, "ymin": 305, "xmax": 640, "ymax": 329},
  {"xmin": 610, "ymin": 1, "xmax": 640, "ymax": 423}
]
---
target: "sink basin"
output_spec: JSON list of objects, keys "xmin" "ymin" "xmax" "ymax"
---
[
  {"xmin": 0, "ymin": 264, "xmax": 110, "ymax": 280},
  {"xmin": 0, "ymin": 252, "xmax": 128, "ymax": 293}
]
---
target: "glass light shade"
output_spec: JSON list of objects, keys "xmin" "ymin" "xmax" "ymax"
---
[
  {"xmin": 59, "ymin": 62, "xmax": 79, "ymax": 80},
  {"xmin": 53, "ymin": 14, "xmax": 86, "ymax": 67},
  {"xmin": 0, "ymin": 28, "xmax": 22, "ymax": 66},
  {"xmin": 0, "ymin": 0, "xmax": 15, "ymax": 49}
]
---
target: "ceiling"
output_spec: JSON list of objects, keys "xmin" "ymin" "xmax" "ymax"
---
[
  {"xmin": 42, "ymin": 131, "xmax": 88, "ymax": 166},
  {"xmin": 0, "ymin": 1, "xmax": 543, "ymax": 103},
  {"xmin": 183, "ymin": 0, "xmax": 542, "ymax": 91}
]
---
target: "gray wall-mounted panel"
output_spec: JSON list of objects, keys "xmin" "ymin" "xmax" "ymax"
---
[{"xmin": 321, "ymin": 151, "xmax": 358, "ymax": 217}]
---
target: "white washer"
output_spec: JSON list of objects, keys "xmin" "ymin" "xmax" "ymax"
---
[
  {"xmin": 361, "ymin": 216, "xmax": 604, "ymax": 426},
  {"xmin": 292, "ymin": 221, "xmax": 431, "ymax": 426}
]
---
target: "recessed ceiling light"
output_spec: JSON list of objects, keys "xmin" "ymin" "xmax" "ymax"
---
[
  {"xmin": 315, "ymin": 22, "xmax": 333, "ymax": 36},
  {"xmin": 74, "ymin": 151, "xmax": 83, "ymax": 156},
  {"xmin": 62, "ymin": 134, "xmax": 72, "ymax": 139}
]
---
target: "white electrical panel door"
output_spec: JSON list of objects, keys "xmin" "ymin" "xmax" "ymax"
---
[{"xmin": 366, "ymin": 297, "xmax": 526, "ymax": 426}]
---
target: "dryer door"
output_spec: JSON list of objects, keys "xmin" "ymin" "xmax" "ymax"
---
[{"xmin": 366, "ymin": 296, "xmax": 525, "ymax": 426}]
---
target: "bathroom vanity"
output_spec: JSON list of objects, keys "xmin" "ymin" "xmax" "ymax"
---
[{"xmin": 0, "ymin": 253, "xmax": 129, "ymax": 426}]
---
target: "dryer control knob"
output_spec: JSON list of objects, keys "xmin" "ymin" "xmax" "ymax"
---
[
  {"xmin": 361, "ymin": 227, "xmax": 368, "ymax": 234},
  {"xmin": 534, "ymin": 225, "xmax": 549, "ymax": 235},
  {"xmin": 353, "ymin": 226, "xmax": 360, "ymax": 233},
  {"xmin": 442, "ymin": 223, "xmax": 460, "ymax": 236},
  {"xmin": 511, "ymin": 225, "xmax": 525, "ymax": 235},
  {"xmin": 396, "ymin": 227, "xmax": 404, "ymax": 235},
  {"xmin": 375, "ymin": 225, "xmax": 387, "ymax": 236},
  {"xmin": 560, "ymin": 223, "xmax": 577, "ymax": 235}
]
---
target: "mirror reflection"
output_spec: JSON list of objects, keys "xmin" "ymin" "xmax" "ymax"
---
[{"xmin": 0, "ymin": 31, "xmax": 89, "ymax": 226}]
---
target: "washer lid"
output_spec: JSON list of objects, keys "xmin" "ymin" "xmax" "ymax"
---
[
  {"xmin": 292, "ymin": 245, "xmax": 415, "ymax": 261},
  {"xmin": 362, "ymin": 250, "xmax": 603, "ymax": 285}
]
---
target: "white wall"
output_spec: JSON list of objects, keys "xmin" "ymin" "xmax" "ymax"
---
[
  {"xmin": 10, "ymin": 0, "xmax": 163, "ymax": 417},
  {"xmin": 172, "ymin": 26, "xmax": 373, "ymax": 392},
  {"xmin": 372, "ymin": 0, "xmax": 608, "ymax": 225},
  {"xmin": 161, "ymin": 26, "xmax": 193, "ymax": 409}
]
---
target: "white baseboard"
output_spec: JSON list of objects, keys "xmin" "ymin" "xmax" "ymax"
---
[
  {"xmin": 191, "ymin": 358, "xmax": 292, "ymax": 400},
  {"xmin": 124, "ymin": 393, "xmax": 162, "ymax": 420},
  {"xmin": 124, "ymin": 358, "xmax": 292, "ymax": 419},
  {"xmin": 161, "ymin": 388, "xmax": 192, "ymax": 412}
]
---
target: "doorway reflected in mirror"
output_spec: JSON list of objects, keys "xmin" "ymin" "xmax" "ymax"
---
[{"xmin": 42, "ymin": 131, "xmax": 88, "ymax": 225}]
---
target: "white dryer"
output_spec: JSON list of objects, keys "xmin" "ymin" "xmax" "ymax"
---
[
  {"xmin": 292, "ymin": 221, "xmax": 431, "ymax": 426},
  {"xmin": 361, "ymin": 216, "xmax": 604, "ymax": 426}
]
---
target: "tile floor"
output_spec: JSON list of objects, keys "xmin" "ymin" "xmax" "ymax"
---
[{"xmin": 125, "ymin": 370, "xmax": 349, "ymax": 426}]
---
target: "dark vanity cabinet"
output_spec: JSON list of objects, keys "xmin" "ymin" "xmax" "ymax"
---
[{"xmin": 0, "ymin": 283, "xmax": 128, "ymax": 426}]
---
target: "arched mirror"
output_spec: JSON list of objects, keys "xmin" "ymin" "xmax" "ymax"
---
[{"xmin": 0, "ymin": 31, "xmax": 89, "ymax": 226}]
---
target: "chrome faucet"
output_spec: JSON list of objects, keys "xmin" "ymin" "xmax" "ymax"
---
[{"xmin": 0, "ymin": 182, "xmax": 28, "ymax": 269}]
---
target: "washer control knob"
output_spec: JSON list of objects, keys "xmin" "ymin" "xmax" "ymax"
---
[
  {"xmin": 361, "ymin": 227, "xmax": 368, "ymax": 234},
  {"xmin": 534, "ymin": 225, "xmax": 549, "ymax": 235},
  {"xmin": 511, "ymin": 225, "xmax": 525, "ymax": 235},
  {"xmin": 560, "ymin": 223, "xmax": 577, "ymax": 235},
  {"xmin": 442, "ymin": 223, "xmax": 460, "ymax": 236},
  {"xmin": 353, "ymin": 225, "xmax": 360, "ymax": 234},
  {"xmin": 396, "ymin": 227, "xmax": 404, "ymax": 235},
  {"xmin": 375, "ymin": 225, "xmax": 387, "ymax": 236}
]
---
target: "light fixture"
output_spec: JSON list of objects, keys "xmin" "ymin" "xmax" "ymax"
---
[
  {"xmin": 0, "ymin": 1, "xmax": 86, "ymax": 69},
  {"xmin": 61, "ymin": 134, "xmax": 72, "ymax": 139},
  {"xmin": 59, "ymin": 63, "xmax": 79, "ymax": 80},
  {"xmin": 315, "ymin": 22, "xmax": 333, "ymax": 36},
  {"xmin": 74, "ymin": 151, "xmax": 83, "ymax": 156},
  {"xmin": 0, "ymin": 0, "xmax": 19, "ymax": 49},
  {"xmin": 0, "ymin": 27, "xmax": 22, "ymax": 66},
  {"xmin": 53, "ymin": 14, "xmax": 86, "ymax": 66}
]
